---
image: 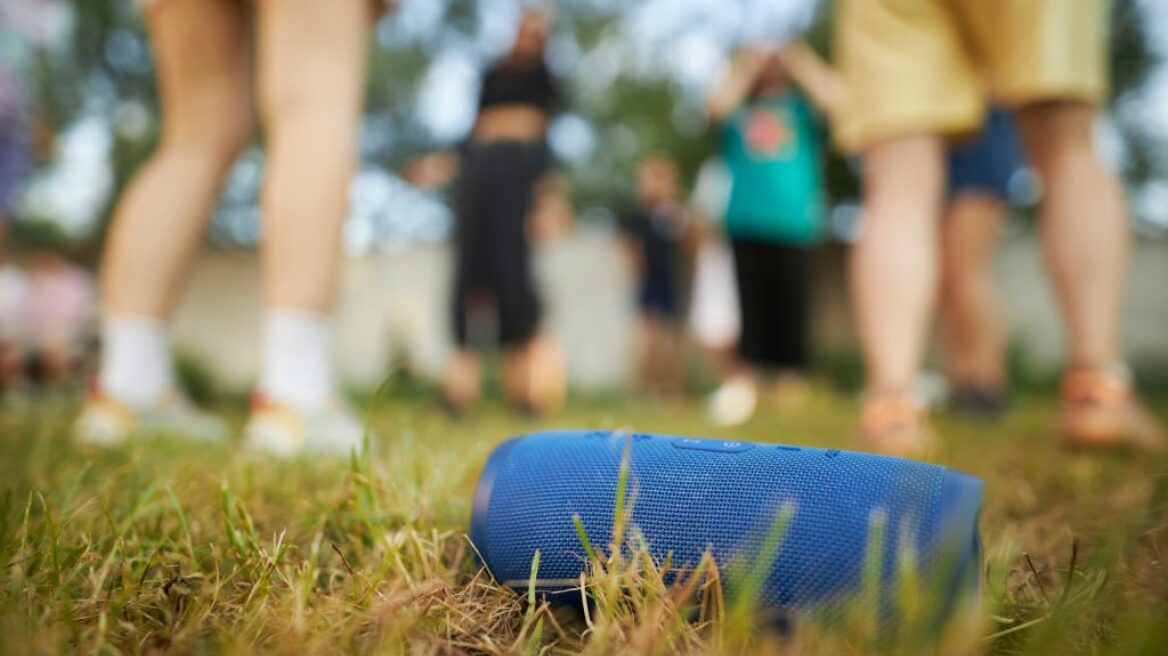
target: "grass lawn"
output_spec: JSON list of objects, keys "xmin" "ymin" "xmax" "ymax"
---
[{"xmin": 1, "ymin": 387, "xmax": 1166, "ymax": 654}]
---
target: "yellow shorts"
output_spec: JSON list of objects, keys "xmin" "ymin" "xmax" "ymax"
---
[
  {"xmin": 834, "ymin": 0, "xmax": 1108, "ymax": 153},
  {"xmin": 136, "ymin": 0, "xmax": 395, "ymax": 16}
]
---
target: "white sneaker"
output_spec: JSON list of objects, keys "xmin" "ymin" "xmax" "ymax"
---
[
  {"xmin": 242, "ymin": 394, "xmax": 369, "ymax": 458},
  {"xmin": 707, "ymin": 375, "xmax": 758, "ymax": 427},
  {"xmin": 73, "ymin": 389, "xmax": 228, "ymax": 447}
]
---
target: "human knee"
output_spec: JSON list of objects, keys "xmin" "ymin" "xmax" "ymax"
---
[
  {"xmin": 1016, "ymin": 101, "xmax": 1098, "ymax": 169},
  {"xmin": 260, "ymin": 78, "xmax": 359, "ymax": 144},
  {"xmin": 161, "ymin": 104, "xmax": 253, "ymax": 169},
  {"xmin": 939, "ymin": 259, "xmax": 978, "ymax": 305},
  {"xmin": 862, "ymin": 136, "xmax": 946, "ymax": 225}
]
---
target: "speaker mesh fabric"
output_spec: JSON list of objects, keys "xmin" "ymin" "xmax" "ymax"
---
[{"xmin": 472, "ymin": 431, "xmax": 982, "ymax": 619}]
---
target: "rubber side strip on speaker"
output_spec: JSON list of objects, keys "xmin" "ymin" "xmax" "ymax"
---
[
  {"xmin": 937, "ymin": 468, "xmax": 983, "ymax": 560},
  {"xmin": 934, "ymin": 468, "xmax": 984, "ymax": 619},
  {"xmin": 470, "ymin": 435, "xmax": 524, "ymax": 567}
]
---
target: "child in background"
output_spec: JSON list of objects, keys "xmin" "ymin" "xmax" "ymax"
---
[
  {"xmin": 703, "ymin": 42, "xmax": 845, "ymax": 426},
  {"xmin": 620, "ymin": 154, "xmax": 688, "ymax": 394}
]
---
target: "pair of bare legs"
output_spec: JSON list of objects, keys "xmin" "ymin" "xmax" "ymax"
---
[
  {"xmin": 82, "ymin": 0, "xmax": 370, "ymax": 453},
  {"xmin": 940, "ymin": 193, "xmax": 1007, "ymax": 396},
  {"xmin": 443, "ymin": 334, "xmax": 566, "ymax": 416},
  {"xmin": 104, "ymin": 0, "xmax": 366, "ymax": 317},
  {"xmin": 852, "ymin": 101, "xmax": 1163, "ymax": 454}
]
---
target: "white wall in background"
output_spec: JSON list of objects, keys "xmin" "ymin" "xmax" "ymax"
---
[{"xmin": 172, "ymin": 235, "xmax": 1168, "ymax": 393}]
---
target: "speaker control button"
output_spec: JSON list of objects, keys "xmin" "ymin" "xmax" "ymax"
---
[{"xmin": 671, "ymin": 438, "xmax": 755, "ymax": 453}]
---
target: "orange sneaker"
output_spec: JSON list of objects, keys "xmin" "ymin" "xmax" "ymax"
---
[
  {"xmin": 242, "ymin": 393, "xmax": 368, "ymax": 458},
  {"xmin": 1060, "ymin": 369, "xmax": 1165, "ymax": 453},
  {"xmin": 858, "ymin": 394, "xmax": 933, "ymax": 460},
  {"xmin": 73, "ymin": 387, "xmax": 227, "ymax": 447}
]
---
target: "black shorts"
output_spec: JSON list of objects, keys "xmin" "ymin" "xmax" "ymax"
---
[
  {"xmin": 452, "ymin": 140, "xmax": 550, "ymax": 347},
  {"xmin": 731, "ymin": 240, "xmax": 813, "ymax": 371}
]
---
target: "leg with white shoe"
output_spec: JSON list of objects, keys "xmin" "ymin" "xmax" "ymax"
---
[
  {"xmin": 242, "ymin": 0, "xmax": 372, "ymax": 457},
  {"xmin": 75, "ymin": 0, "xmax": 250, "ymax": 445}
]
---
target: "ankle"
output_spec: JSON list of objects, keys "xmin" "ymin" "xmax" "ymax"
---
[
  {"xmin": 1062, "ymin": 364, "xmax": 1134, "ymax": 403},
  {"xmin": 99, "ymin": 314, "xmax": 174, "ymax": 409},
  {"xmin": 258, "ymin": 308, "xmax": 337, "ymax": 410}
]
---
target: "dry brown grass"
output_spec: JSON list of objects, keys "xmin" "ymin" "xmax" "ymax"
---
[{"xmin": 1, "ymin": 390, "xmax": 1166, "ymax": 654}]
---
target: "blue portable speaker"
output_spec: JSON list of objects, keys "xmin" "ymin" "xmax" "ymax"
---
[{"xmin": 471, "ymin": 431, "xmax": 982, "ymax": 623}]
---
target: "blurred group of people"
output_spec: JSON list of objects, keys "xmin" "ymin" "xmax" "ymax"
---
[
  {"xmin": 621, "ymin": 46, "xmax": 1032, "ymax": 430},
  {"xmin": 0, "ymin": 248, "xmax": 95, "ymax": 394},
  {"xmin": 2, "ymin": 0, "xmax": 95, "ymax": 398},
  {"xmin": 0, "ymin": 0, "xmax": 1162, "ymax": 460},
  {"xmin": 620, "ymin": 0, "xmax": 1165, "ymax": 457}
]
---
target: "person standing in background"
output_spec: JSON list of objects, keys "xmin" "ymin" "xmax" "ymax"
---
[
  {"xmin": 73, "ymin": 0, "xmax": 380, "ymax": 456},
  {"xmin": 940, "ymin": 108, "xmax": 1027, "ymax": 418},
  {"xmin": 620, "ymin": 154, "xmax": 688, "ymax": 395},
  {"xmin": 703, "ymin": 42, "xmax": 845, "ymax": 427},
  {"xmin": 442, "ymin": 7, "xmax": 568, "ymax": 417},
  {"xmin": 836, "ymin": 0, "xmax": 1165, "ymax": 456}
]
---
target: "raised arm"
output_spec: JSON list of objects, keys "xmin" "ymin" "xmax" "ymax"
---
[
  {"xmin": 777, "ymin": 40, "xmax": 849, "ymax": 119},
  {"xmin": 705, "ymin": 48, "xmax": 768, "ymax": 121}
]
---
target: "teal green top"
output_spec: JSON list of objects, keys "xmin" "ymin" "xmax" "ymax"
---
[{"xmin": 721, "ymin": 93, "xmax": 825, "ymax": 246}]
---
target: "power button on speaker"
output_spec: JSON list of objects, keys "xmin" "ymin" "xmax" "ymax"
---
[{"xmin": 670, "ymin": 438, "xmax": 755, "ymax": 453}]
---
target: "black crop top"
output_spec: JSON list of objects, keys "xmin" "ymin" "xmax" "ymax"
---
[{"xmin": 477, "ymin": 58, "xmax": 561, "ymax": 114}]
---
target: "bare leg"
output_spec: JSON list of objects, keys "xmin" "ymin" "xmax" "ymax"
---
[
  {"xmin": 502, "ymin": 333, "xmax": 566, "ymax": 415},
  {"xmin": 255, "ymin": 0, "xmax": 370, "ymax": 313},
  {"xmin": 443, "ymin": 349, "xmax": 482, "ymax": 413},
  {"xmin": 1014, "ymin": 102, "xmax": 1125, "ymax": 371},
  {"xmin": 526, "ymin": 334, "xmax": 567, "ymax": 415},
  {"xmin": 850, "ymin": 135, "xmax": 944, "ymax": 456},
  {"xmin": 1015, "ymin": 101, "xmax": 1163, "ymax": 450},
  {"xmin": 659, "ymin": 324, "xmax": 684, "ymax": 396},
  {"xmin": 641, "ymin": 318, "xmax": 684, "ymax": 396},
  {"xmin": 76, "ymin": 0, "xmax": 246, "ymax": 442},
  {"xmin": 239, "ymin": 0, "xmax": 372, "ymax": 456},
  {"xmin": 939, "ymin": 193, "xmax": 1006, "ymax": 390},
  {"xmin": 850, "ymin": 135, "xmax": 945, "ymax": 395},
  {"xmin": 501, "ymin": 347, "xmax": 528, "ymax": 407},
  {"xmin": 101, "ymin": 0, "xmax": 252, "ymax": 318},
  {"xmin": 633, "ymin": 315, "xmax": 664, "ymax": 392},
  {"xmin": 1014, "ymin": 101, "xmax": 1163, "ymax": 450}
]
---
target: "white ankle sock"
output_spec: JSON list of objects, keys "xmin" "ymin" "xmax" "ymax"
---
[
  {"xmin": 99, "ymin": 315, "xmax": 174, "ymax": 409},
  {"xmin": 259, "ymin": 309, "xmax": 336, "ymax": 410}
]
